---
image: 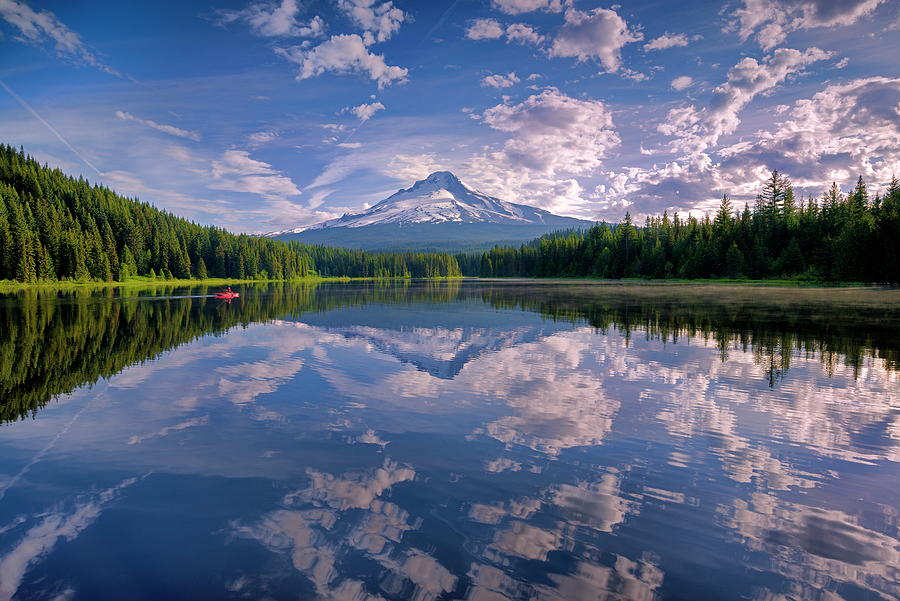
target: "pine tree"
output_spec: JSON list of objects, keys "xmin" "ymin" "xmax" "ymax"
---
[
  {"xmin": 725, "ymin": 243, "xmax": 744, "ymax": 278},
  {"xmin": 759, "ymin": 170, "xmax": 789, "ymax": 221},
  {"xmin": 118, "ymin": 246, "xmax": 138, "ymax": 281},
  {"xmin": 176, "ymin": 246, "xmax": 192, "ymax": 279},
  {"xmin": 36, "ymin": 242, "xmax": 54, "ymax": 280},
  {"xmin": 777, "ymin": 237, "xmax": 805, "ymax": 275},
  {"xmin": 15, "ymin": 234, "xmax": 36, "ymax": 282},
  {"xmin": 194, "ymin": 257, "xmax": 208, "ymax": 280},
  {"xmin": 714, "ymin": 195, "xmax": 734, "ymax": 229},
  {"xmin": 849, "ymin": 175, "xmax": 868, "ymax": 215}
]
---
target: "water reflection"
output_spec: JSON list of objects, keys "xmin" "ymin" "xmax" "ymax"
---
[
  {"xmin": 0, "ymin": 281, "xmax": 898, "ymax": 600},
  {"xmin": 726, "ymin": 493, "xmax": 900, "ymax": 600}
]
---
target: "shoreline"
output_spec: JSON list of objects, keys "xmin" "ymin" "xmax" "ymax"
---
[
  {"xmin": 0, "ymin": 276, "xmax": 468, "ymax": 293},
  {"xmin": 471, "ymin": 277, "xmax": 891, "ymax": 289},
  {"xmin": 1, "ymin": 275, "xmax": 894, "ymax": 294}
]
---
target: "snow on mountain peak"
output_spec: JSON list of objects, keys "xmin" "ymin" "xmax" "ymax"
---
[
  {"xmin": 421, "ymin": 171, "xmax": 463, "ymax": 187},
  {"xmin": 265, "ymin": 171, "xmax": 586, "ymax": 235}
]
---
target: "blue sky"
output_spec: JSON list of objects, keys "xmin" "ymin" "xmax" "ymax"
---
[{"xmin": 1, "ymin": 0, "xmax": 898, "ymax": 233}]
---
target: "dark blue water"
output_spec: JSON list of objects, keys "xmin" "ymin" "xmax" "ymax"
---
[{"xmin": 1, "ymin": 281, "xmax": 898, "ymax": 601}]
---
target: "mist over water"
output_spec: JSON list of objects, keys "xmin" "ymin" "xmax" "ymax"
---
[{"xmin": 1, "ymin": 281, "xmax": 898, "ymax": 601}]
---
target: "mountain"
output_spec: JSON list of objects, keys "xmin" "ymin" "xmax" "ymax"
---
[{"xmin": 268, "ymin": 172, "xmax": 593, "ymax": 252}]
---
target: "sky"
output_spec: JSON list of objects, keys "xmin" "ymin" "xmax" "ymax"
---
[{"xmin": 0, "ymin": 0, "xmax": 898, "ymax": 233}]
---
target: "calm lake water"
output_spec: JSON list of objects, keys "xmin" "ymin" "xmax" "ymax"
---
[{"xmin": 1, "ymin": 281, "xmax": 899, "ymax": 601}]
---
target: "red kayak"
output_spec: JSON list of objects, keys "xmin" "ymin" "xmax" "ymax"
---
[{"xmin": 214, "ymin": 292, "xmax": 240, "ymax": 299}]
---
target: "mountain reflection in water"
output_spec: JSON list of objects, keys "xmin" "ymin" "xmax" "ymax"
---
[{"xmin": 0, "ymin": 281, "xmax": 897, "ymax": 601}]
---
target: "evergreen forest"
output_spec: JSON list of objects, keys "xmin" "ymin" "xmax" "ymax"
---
[
  {"xmin": 2, "ymin": 143, "xmax": 898, "ymax": 284},
  {"xmin": 0, "ymin": 144, "xmax": 461, "ymax": 282},
  {"xmin": 472, "ymin": 171, "xmax": 900, "ymax": 283}
]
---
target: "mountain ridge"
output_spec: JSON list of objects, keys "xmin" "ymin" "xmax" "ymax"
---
[
  {"xmin": 266, "ymin": 171, "xmax": 593, "ymax": 250},
  {"xmin": 266, "ymin": 171, "xmax": 590, "ymax": 237}
]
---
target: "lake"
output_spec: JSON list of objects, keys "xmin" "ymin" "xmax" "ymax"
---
[{"xmin": 1, "ymin": 281, "xmax": 898, "ymax": 601}]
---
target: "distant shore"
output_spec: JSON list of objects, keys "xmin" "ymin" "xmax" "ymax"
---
[{"xmin": 472, "ymin": 277, "xmax": 887, "ymax": 288}]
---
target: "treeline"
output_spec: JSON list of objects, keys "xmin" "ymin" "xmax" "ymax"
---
[
  {"xmin": 475, "ymin": 171, "xmax": 900, "ymax": 283},
  {"xmin": 304, "ymin": 245, "xmax": 461, "ymax": 278},
  {"xmin": 0, "ymin": 144, "xmax": 460, "ymax": 282}
]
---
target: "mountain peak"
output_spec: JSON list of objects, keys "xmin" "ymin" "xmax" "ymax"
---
[
  {"xmin": 421, "ymin": 171, "xmax": 462, "ymax": 187},
  {"xmin": 266, "ymin": 172, "xmax": 591, "ymax": 236}
]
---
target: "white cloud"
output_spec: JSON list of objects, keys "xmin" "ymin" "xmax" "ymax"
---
[
  {"xmin": 717, "ymin": 76, "xmax": 900, "ymax": 188},
  {"xmin": 730, "ymin": 0, "xmax": 887, "ymax": 50},
  {"xmin": 306, "ymin": 188, "xmax": 333, "ymax": 208},
  {"xmin": 386, "ymin": 153, "xmax": 447, "ymax": 183},
  {"xmin": 337, "ymin": 0, "xmax": 405, "ymax": 45},
  {"xmin": 276, "ymin": 34, "xmax": 408, "ymax": 88},
  {"xmin": 467, "ymin": 167, "xmax": 596, "ymax": 218},
  {"xmin": 835, "ymin": 57, "xmax": 850, "ymax": 69},
  {"xmin": 644, "ymin": 32, "xmax": 689, "ymax": 51},
  {"xmin": 491, "ymin": 0, "xmax": 564, "ymax": 14},
  {"xmin": 0, "ymin": 0, "xmax": 121, "ymax": 76},
  {"xmin": 115, "ymin": 111, "xmax": 201, "ymax": 141},
  {"xmin": 671, "ymin": 75, "xmax": 694, "ymax": 91},
  {"xmin": 163, "ymin": 145, "xmax": 196, "ymax": 163},
  {"xmin": 549, "ymin": 7, "xmax": 643, "ymax": 74},
  {"xmin": 481, "ymin": 72, "xmax": 521, "ymax": 89},
  {"xmin": 465, "ymin": 18, "xmax": 504, "ymax": 40},
  {"xmin": 658, "ymin": 47, "xmax": 831, "ymax": 154},
  {"xmin": 216, "ymin": 0, "xmax": 324, "ymax": 38},
  {"xmin": 481, "ymin": 88, "xmax": 619, "ymax": 176},
  {"xmin": 247, "ymin": 129, "xmax": 278, "ymax": 145},
  {"xmin": 211, "ymin": 150, "xmax": 276, "ymax": 177},
  {"xmin": 209, "ymin": 150, "xmax": 300, "ymax": 199},
  {"xmin": 102, "ymin": 170, "xmax": 232, "ymax": 217},
  {"xmin": 346, "ymin": 101, "xmax": 385, "ymax": 121},
  {"xmin": 465, "ymin": 19, "xmax": 543, "ymax": 46},
  {"xmin": 599, "ymin": 76, "xmax": 900, "ymax": 219},
  {"xmin": 304, "ymin": 152, "xmax": 372, "ymax": 191},
  {"xmin": 209, "ymin": 175, "xmax": 300, "ymax": 199},
  {"xmin": 262, "ymin": 198, "xmax": 341, "ymax": 230},
  {"xmin": 621, "ymin": 68, "xmax": 649, "ymax": 82},
  {"xmin": 446, "ymin": 89, "xmax": 620, "ymax": 217},
  {"xmin": 504, "ymin": 23, "xmax": 544, "ymax": 45}
]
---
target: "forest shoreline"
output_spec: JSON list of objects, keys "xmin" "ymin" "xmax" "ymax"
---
[
  {"xmin": 3, "ymin": 275, "xmax": 894, "ymax": 294},
  {"xmin": 0, "ymin": 275, "xmax": 469, "ymax": 293},
  {"xmin": 472, "ymin": 276, "xmax": 890, "ymax": 288}
]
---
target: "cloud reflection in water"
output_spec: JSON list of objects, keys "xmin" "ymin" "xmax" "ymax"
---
[{"xmin": 1, "ymin": 282, "xmax": 899, "ymax": 600}]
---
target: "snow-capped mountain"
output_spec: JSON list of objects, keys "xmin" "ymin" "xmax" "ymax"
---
[
  {"xmin": 268, "ymin": 172, "xmax": 583, "ymax": 235},
  {"xmin": 267, "ymin": 171, "xmax": 592, "ymax": 251}
]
